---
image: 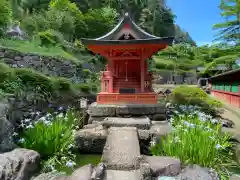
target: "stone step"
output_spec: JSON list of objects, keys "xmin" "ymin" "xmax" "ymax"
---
[
  {"xmin": 101, "ymin": 117, "xmax": 151, "ymax": 130},
  {"xmin": 104, "ymin": 170, "xmax": 141, "ymax": 180},
  {"xmin": 102, "ymin": 127, "xmax": 141, "ymax": 171}
]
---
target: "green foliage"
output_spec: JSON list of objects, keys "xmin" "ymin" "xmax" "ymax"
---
[
  {"xmin": 83, "ymin": 7, "xmax": 118, "ymax": 38},
  {"xmin": 213, "ymin": 0, "xmax": 240, "ymax": 43},
  {"xmin": 16, "ymin": 108, "xmax": 81, "ymax": 172},
  {"xmin": 38, "ymin": 29, "xmax": 65, "ymax": 46},
  {"xmin": 151, "ymin": 108, "xmax": 237, "ymax": 179},
  {"xmin": 0, "ymin": 0, "xmax": 12, "ymax": 36},
  {"xmin": 171, "ymin": 86, "xmax": 222, "ymax": 114}
]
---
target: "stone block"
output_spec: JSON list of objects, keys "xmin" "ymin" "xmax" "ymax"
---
[
  {"xmin": 102, "ymin": 127, "xmax": 141, "ymax": 171},
  {"xmin": 88, "ymin": 103, "xmax": 116, "ymax": 117},
  {"xmin": 75, "ymin": 126, "xmax": 107, "ymax": 153},
  {"xmin": 102, "ymin": 117, "xmax": 151, "ymax": 130},
  {"xmin": 116, "ymin": 104, "xmax": 165, "ymax": 116}
]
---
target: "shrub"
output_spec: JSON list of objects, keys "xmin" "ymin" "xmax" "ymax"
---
[
  {"xmin": 15, "ymin": 68, "xmax": 55, "ymax": 93},
  {"xmin": 151, "ymin": 105, "xmax": 237, "ymax": 179},
  {"xmin": 15, "ymin": 108, "xmax": 81, "ymax": 172},
  {"xmin": 171, "ymin": 86, "xmax": 222, "ymax": 114},
  {"xmin": 38, "ymin": 29, "xmax": 65, "ymax": 47}
]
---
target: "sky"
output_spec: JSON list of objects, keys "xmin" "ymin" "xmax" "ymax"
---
[{"xmin": 167, "ymin": 0, "xmax": 224, "ymax": 46}]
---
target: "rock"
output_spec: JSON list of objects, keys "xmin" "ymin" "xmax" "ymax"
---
[
  {"xmin": 176, "ymin": 165, "xmax": 219, "ymax": 180},
  {"xmin": 104, "ymin": 170, "xmax": 141, "ymax": 180},
  {"xmin": 220, "ymin": 118, "xmax": 234, "ymax": 128},
  {"xmin": 70, "ymin": 164, "xmax": 94, "ymax": 180},
  {"xmin": 150, "ymin": 121, "xmax": 173, "ymax": 138},
  {"xmin": 145, "ymin": 156, "xmax": 181, "ymax": 177},
  {"xmin": 138, "ymin": 130, "xmax": 151, "ymax": 140},
  {"xmin": 140, "ymin": 163, "xmax": 152, "ymax": 180},
  {"xmin": 32, "ymin": 172, "xmax": 68, "ymax": 180},
  {"xmin": 0, "ymin": 99, "xmax": 16, "ymax": 152},
  {"xmin": 234, "ymin": 143, "xmax": 240, "ymax": 164},
  {"xmin": 102, "ymin": 127, "xmax": 141, "ymax": 170},
  {"xmin": 91, "ymin": 163, "xmax": 106, "ymax": 180},
  {"xmin": 75, "ymin": 125, "xmax": 107, "ymax": 153},
  {"xmin": 230, "ymin": 175, "xmax": 240, "ymax": 180},
  {"xmin": 0, "ymin": 148, "xmax": 40, "ymax": 180}
]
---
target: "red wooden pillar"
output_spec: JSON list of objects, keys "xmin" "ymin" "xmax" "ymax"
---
[{"xmin": 140, "ymin": 57, "xmax": 145, "ymax": 92}]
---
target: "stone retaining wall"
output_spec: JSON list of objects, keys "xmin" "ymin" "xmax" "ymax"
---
[{"xmin": 0, "ymin": 47, "xmax": 84, "ymax": 83}]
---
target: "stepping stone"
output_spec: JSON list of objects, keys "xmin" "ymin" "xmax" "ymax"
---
[
  {"xmin": 104, "ymin": 170, "xmax": 141, "ymax": 180},
  {"xmin": 102, "ymin": 127, "xmax": 141, "ymax": 171},
  {"xmin": 102, "ymin": 117, "xmax": 151, "ymax": 129},
  {"xmin": 75, "ymin": 125, "xmax": 108, "ymax": 153}
]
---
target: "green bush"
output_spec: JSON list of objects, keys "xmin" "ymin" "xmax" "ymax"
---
[
  {"xmin": 15, "ymin": 108, "xmax": 81, "ymax": 172},
  {"xmin": 38, "ymin": 29, "xmax": 65, "ymax": 47},
  {"xmin": 151, "ymin": 107, "xmax": 237, "ymax": 179},
  {"xmin": 15, "ymin": 68, "xmax": 55, "ymax": 93},
  {"xmin": 171, "ymin": 86, "xmax": 222, "ymax": 114}
]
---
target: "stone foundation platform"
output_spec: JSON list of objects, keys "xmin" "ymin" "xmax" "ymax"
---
[{"xmin": 87, "ymin": 103, "xmax": 166, "ymax": 124}]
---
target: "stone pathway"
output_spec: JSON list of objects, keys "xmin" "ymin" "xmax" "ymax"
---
[{"xmin": 102, "ymin": 127, "xmax": 141, "ymax": 171}]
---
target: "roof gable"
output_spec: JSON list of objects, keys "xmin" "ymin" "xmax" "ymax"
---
[{"xmin": 95, "ymin": 12, "xmax": 159, "ymax": 41}]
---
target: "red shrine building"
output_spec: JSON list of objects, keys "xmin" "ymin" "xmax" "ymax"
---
[{"xmin": 81, "ymin": 13, "xmax": 173, "ymax": 104}]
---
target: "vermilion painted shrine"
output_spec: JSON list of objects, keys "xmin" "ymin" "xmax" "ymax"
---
[{"xmin": 81, "ymin": 13, "xmax": 173, "ymax": 104}]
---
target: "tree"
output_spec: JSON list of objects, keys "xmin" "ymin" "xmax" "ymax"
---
[
  {"xmin": 0, "ymin": 0, "xmax": 12, "ymax": 36},
  {"xmin": 174, "ymin": 25, "xmax": 196, "ymax": 46},
  {"xmin": 213, "ymin": 0, "xmax": 240, "ymax": 43},
  {"xmin": 139, "ymin": 0, "xmax": 175, "ymax": 37}
]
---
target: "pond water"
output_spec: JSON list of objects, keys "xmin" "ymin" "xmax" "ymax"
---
[{"xmin": 58, "ymin": 154, "xmax": 102, "ymax": 174}]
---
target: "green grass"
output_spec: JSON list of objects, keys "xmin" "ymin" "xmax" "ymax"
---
[{"xmin": 0, "ymin": 38, "xmax": 79, "ymax": 62}]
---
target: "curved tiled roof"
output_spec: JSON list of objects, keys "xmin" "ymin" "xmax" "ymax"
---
[{"xmin": 81, "ymin": 12, "xmax": 174, "ymax": 45}]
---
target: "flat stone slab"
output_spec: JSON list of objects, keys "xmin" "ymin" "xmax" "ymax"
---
[
  {"xmin": 102, "ymin": 127, "xmax": 141, "ymax": 170},
  {"xmin": 104, "ymin": 170, "xmax": 141, "ymax": 180},
  {"xmin": 88, "ymin": 103, "xmax": 165, "ymax": 117},
  {"xmin": 75, "ymin": 125, "xmax": 108, "ymax": 153},
  {"xmin": 101, "ymin": 117, "xmax": 151, "ymax": 129}
]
